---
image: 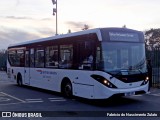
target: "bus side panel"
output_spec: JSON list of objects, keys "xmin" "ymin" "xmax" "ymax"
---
[
  {"xmin": 63, "ymin": 70, "xmax": 94, "ymax": 99},
  {"xmin": 29, "ymin": 68, "xmax": 43, "ymax": 88},
  {"xmin": 73, "ymin": 83, "xmax": 94, "ymax": 99},
  {"xmin": 24, "ymin": 67, "xmax": 30, "ymax": 85},
  {"xmin": 29, "ymin": 68, "xmax": 60, "ymax": 91},
  {"xmin": 9, "ymin": 67, "xmax": 25, "ymax": 84}
]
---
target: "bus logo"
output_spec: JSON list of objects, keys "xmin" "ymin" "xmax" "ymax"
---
[
  {"xmin": 36, "ymin": 70, "xmax": 42, "ymax": 74},
  {"xmin": 36, "ymin": 70, "xmax": 57, "ymax": 75}
]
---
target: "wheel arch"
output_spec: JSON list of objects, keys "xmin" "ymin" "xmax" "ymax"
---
[
  {"xmin": 61, "ymin": 77, "xmax": 74, "ymax": 98},
  {"xmin": 61, "ymin": 77, "xmax": 72, "ymax": 92},
  {"xmin": 17, "ymin": 72, "xmax": 22, "ymax": 81},
  {"xmin": 17, "ymin": 72, "xmax": 23, "ymax": 85}
]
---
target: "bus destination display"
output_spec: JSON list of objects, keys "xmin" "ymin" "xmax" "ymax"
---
[{"xmin": 109, "ymin": 32, "xmax": 139, "ymax": 42}]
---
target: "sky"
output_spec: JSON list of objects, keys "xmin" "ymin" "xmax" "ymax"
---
[{"xmin": 0, "ymin": 0, "xmax": 160, "ymax": 49}]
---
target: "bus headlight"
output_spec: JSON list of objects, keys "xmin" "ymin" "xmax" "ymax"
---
[
  {"xmin": 103, "ymin": 79, "xmax": 114, "ymax": 88},
  {"xmin": 145, "ymin": 77, "xmax": 149, "ymax": 81},
  {"xmin": 91, "ymin": 75, "xmax": 117, "ymax": 88},
  {"xmin": 103, "ymin": 80, "xmax": 108, "ymax": 84},
  {"xmin": 141, "ymin": 76, "xmax": 149, "ymax": 86}
]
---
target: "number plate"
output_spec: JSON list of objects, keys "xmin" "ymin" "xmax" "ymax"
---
[{"xmin": 125, "ymin": 92, "xmax": 135, "ymax": 96}]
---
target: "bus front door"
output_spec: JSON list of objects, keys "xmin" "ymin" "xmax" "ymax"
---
[{"xmin": 24, "ymin": 50, "xmax": 30, "ymax": 85}]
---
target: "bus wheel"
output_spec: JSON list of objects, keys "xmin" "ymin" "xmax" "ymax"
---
[
  {"xmin": 62, "ymin": 81, "xmax": 73, "ymax": 98},
  {"xmin": 17, "ymin": 74, "xmax": 23, "ymax": 86}
]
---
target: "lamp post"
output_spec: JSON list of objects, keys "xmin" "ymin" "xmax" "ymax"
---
[{"xmin": 52, "ymin": 0, "xmax": 58, "ymax": 35}]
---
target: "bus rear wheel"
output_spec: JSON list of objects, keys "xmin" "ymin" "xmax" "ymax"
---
[
  {"xmin": 17, "ymin": 74, "xmax": 23, "ymax": 86},
  {"xmin": 62, "ymin": 81, "xmax": 73, "ymax": 98}
]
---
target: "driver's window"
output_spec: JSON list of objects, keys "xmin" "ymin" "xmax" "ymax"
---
[
  {"xmin": 121, "ymin": 49, "xmax": 129, "ymax": 69},
  {"xmin": 104, "ymin": 50, "xmax": 117, "ymax": 69}
]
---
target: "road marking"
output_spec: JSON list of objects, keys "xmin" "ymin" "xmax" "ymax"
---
[
  {"xmin": 25, "ymin": 98, "xmax": 43, "ymax": 103},
  {"xmin": 48, "ymin": 97, "xmax": 66, "ymax": 102},
  {"xmin": 25, "ymin": 98, "xmax": 43, "ymax": 100},
  {"xmin": 0, "ymin": 97, "xmax": 10, "ymax": 102},
  {"xmin": 48, "ymin": 97, "xmax": 64, "ymax": 100},
  {"xmin": 0, "ymin": 102, "xmax": 24, "ymax": 106},
  {"xmin": 133, "ymin": 95, "xmax": 143, "ymax": 97},
  {"xmin": 0, "ymin": 92, "xmax": 26, "ymax": 105},
  {"xmin": 26, "ymin": 101, "xmax": 43, "ymax": 103},
  {"xmin": 50, "ymin": 99, "xmax": 66, "ymax": 102},
  {"xmin": 0, "ymin": 92, "xmax": 26, "ymax": 103},
  {"xmin": 0, "ymin": 92, "xmax": 67, "ymax": 105},
  {"xmin": 0, "ymin": 93, "xmax": 5, "ymax": 96},
  {"xmin": 149, "ymin": 93, "xmax": 160, "ymax": 96}
]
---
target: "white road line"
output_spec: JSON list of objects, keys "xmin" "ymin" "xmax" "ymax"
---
[
  {"xmin": 48, "ymin": 97, "xmax": 64, "ymax": 100},
  {"xmin": 25, "ymin": 98, "xmax": 43, "ymax": 103},
  {"xmin": 133, "ymin": 95, "xmax": 143, "ymax": 97},
  {"xmin": 0, "ymin": 92, "xmax": 26, "ymax": 103},
  {"xmin": 50, "ymin": 99, "xmax": 66, "ymax": 102},
  {"xmin": 48, "ymin": 97, "xmax": 66, "ymax": 102},
  {"xmin": 26, "ymin": 101, "xmax": 44, "ymax": 103},
  {"xmin": 25, "ymin": 98, "xmax": 43, "ymax": 101},
  {"xmin": 0, "ymin": 102, "xmax": 24, "ymax": 106},
  {"xmin": 0, "ymin": 97, "xmax": 10, "ymax": 102},
  {"xmin": 0, "ymin": 93, "xmax": 5, "ymax": 96},
  {"xmin": 150, "ymin": 93, "xmax": 160, "ymax": 96}
]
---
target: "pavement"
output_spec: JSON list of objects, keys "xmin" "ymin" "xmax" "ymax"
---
[
  {"xmin": 0, "ymin": 71, "xmax": 8, "ymax": 81},
  {"xmin": 148, "ymin": 87, "xmax": 160, "ymax": 94}
]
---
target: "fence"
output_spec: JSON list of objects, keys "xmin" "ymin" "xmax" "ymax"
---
[{"xmin": 146, "ymin": 47, "xmax": 160, "ymax": 88}]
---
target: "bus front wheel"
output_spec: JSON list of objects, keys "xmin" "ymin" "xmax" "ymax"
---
[{"xmin": 62, "ymin": 80, "xmax": 73, "ymax": 98}]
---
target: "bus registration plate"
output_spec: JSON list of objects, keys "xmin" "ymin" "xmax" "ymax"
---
[{"xmin": 125, "ymin": 92, "xmax": 135, "ymax": 96}]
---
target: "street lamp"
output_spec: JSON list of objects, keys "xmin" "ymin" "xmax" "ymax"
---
[{"xmin": 52, "ymin": 0, "xmax": 58, "ymax": 35}]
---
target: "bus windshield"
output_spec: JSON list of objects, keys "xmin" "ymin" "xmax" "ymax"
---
[{"xmin": 96, "ymin": 42, "xmax": 147, "ymax": 75}]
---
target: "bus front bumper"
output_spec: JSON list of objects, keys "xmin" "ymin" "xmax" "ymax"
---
[{"xmin": 94, "ymin": 83, "xmax": 149, "ymax": 99}]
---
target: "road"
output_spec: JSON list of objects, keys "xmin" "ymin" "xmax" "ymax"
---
[{"xmin": 0, "ymin": 71, "xmax": 160, "ymax": 120}]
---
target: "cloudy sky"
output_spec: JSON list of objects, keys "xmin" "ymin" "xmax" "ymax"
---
[{"xmin": 0, "ymin": 0, "xmax": 160, "ymax": 49}]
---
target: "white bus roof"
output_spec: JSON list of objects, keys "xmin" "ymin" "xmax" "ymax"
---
[{"xmin": 8, "ymin": 28, "xmax": 102, "ymax": 47}]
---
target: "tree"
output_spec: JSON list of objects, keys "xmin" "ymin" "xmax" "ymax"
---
[
  {"xmin": 145, "ymin": 28, "xmax": 160, "ymax": 50},
  {"xmin": 68, "ymin": 29, "xmax": 71, "ymax": 33},
  {"xmin": 82, "ymin": 24, "xmax": 89, "ymax": 30},
  {"xmin": 145, "ymin": 29, "xmax": 160, "ymax": 68},
  {"xmin": 0, "ymin": 49, "xmax": 7, "ymax": 71}
]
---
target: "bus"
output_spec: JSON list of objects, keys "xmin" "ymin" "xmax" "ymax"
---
[{"xmin": 7, "ymin": 27, "xmax": 149, "ymax": 99}]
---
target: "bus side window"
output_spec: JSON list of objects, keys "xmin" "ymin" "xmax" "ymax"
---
[
  {"xmin": 59, "ymin": 45, "xmax": 73, "ymax": 69},
  {"xmin": 8, "ymin": 50, "xmax": 15, "ymax": 66},
  {"xmin": 96, "ymin": 46, "xmax": 103, "ymax": 69},
  {"xmin": 45, "ymin": 46, "xmax": 58, "ymax": 68},
  {"xmin": 78, "ymin": 41, "xmax": 94, "ymax": 70},
  {"xmin": 8, "ymin": 50, "xmax": 25, "ymax": 67},
  {"xmin": 35, "ymin": 47, "xmax": 44, "ymax": 68},
  {"xmin": 30, "ymin": 48, "xmax": 35, "ymax": 67},
  {"xmin": 25, "ymin": 51, "xmax": 29, "ymax": 67},
  {"xmin": 17, "ymin": 50, "xmax": 25, "ymax": 67}
]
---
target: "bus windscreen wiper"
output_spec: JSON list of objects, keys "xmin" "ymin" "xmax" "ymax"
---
[{"xmin": 109, "ymin": 70, "xmax": 123, "ymax": 79}]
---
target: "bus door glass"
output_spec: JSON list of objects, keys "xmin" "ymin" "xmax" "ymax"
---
[{"xmin": 24, "ymin": 50, "xmax": 30, "ymax": 85}]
